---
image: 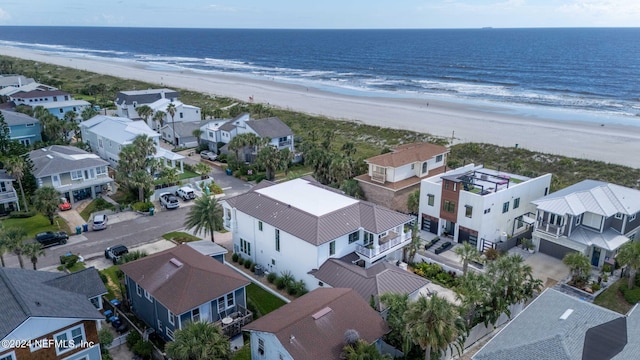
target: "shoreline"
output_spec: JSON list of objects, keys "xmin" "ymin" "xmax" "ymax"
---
[{"xmin": 3, "ymin": 46, "xmax": 640, "ymax": 168}]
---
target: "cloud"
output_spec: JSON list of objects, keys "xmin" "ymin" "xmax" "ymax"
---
[
  {"xmin": 207, "ymin": 4, "xmax": 238, "ymax": 12},
  {"xmin": 0, "ymin": 8, "xmax": 11, "ymax": 21}
]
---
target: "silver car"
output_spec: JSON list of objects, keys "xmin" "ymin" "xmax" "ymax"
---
[
  {"xmin": 200, "ymin": 150, "xmax": 217, "ymax": 161},
  {"xmin": 92, "ymin": 214, "xmax": 108, "ymax": 231}
]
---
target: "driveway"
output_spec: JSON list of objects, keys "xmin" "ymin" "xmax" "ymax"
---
[{"xmin": 509, "ymin": 247, "xmax": 570, "ymax": 287}]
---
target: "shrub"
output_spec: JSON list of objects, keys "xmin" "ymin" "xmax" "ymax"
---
[
  {"xmin": 267, "ymin": 272, "xmax": 277, "ymax": 283},
  {"xmin": 238, "ymin": 257, "xmax": 245, "ymax": 266},
  {"xmin": 602, "ymin": 263, "xmax": 613, "ymax": 274},
  {"xmin": 620, "ymin": 283, "xmax": 640, "ymax": 304},
  {"xmin": 244, "ymin": 259, "xmax": 253, "ymax": 269},
  {"xmin": 64, "ymin": 255, "xmax": 79, "ymax": 269},
  {"xmin": 250, "ymin": 263, "xmax": 256, "ymax": 272},
  {"xmin": 132, "ymin": 340, "xmax": 153, "ymax": 358},
  {"xmin": 292, "ymin": 280, "xmax": 307, "ymax": 297},
  {"xmin": 60, "ymin": 254, "xmax": 79, "ymax": 265},
  {"xmin": 484, "ymin": 248, "xmax": 500, "ymax": 261},
  {"xmin": 132, "ymin": 201, "xmax": 154, "ymax": 212},
  {"xmin": 413, "ymin": 262, "xmax": 443, "ymax": 279},
  {"xmin": 126, "ymin": 331, "xmax": 142, "ymax": 350},
  {"xmin": 208, "ymin": 182, "xmax": 224, "ymax": 194},
  {"xmin": 274, "ymin": 277, "xmax": 287, "ymax": 290},
  {"xmin": 99, "ymin": 272, "xmax": 108, "ymax": 284},
  {"xmin": 232, "ymin": 253, "xmax": 239, "ymax": 262},
  {"xmin": 98, "ymin": 327, "xmax": 114, "ymax": 349},
  {"xmin": 591, "ymin": 283, "xmax": 601, "ymax": 292},
  {"xmin": 287, "ymin": 283, "xmax": 297, "ymax": 296},
  {"xmin": 9, "ymin": 210, "xmax": 36, "ymax": 218},
  {"xmin": 94, "ymin": 197, "xmax": 116, "ymax": 211}
]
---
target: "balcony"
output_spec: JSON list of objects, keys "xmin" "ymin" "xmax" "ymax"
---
[
  {"xmin": 278, "ymin": 139, "xmax": 292, "ymax": 147},
  {"xmin": 535, "ymin": 220, "xmax": 565, "ymax": 237},
  {"xmin": 0, "ymin": 191, "xmax": 19, "ymax": 204},
  {"xmin": 356, "ymin": 231, "xmax": 412, "ymax": 259},
  {"xmin": 215, "ymin": 305, "xmax": 253, "ymax": 338}
]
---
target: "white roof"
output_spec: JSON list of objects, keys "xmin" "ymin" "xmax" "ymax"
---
[
  {"xmin": 39, "ymin": 100, "xmax": 91, "ymax": 109},
  {"xmin": 81, "ymin": 115, "xmax": 159, "ymax": 144},
  {"xmin": 255, "ymin": 178, "xmax": 358, "ymax": 216},
  {"xmin": 570, "ymin": 227, "xmax": 630, "ymax": 251},
  {"xmin": 149, "ymin": 98, "xmax": 185, "ymax": 113},
  {"xmin": 155, "ymin": 147, "xmax": 184, "ymax": 161}
]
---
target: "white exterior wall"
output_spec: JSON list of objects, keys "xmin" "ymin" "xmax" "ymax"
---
[
  {"xmin": 418, "ymin": 177, "xmax": 446, "ymax": 225},
  {"xmin": 392, "ymin": 163, "xmax": 413, "ymax": 182},
  {"xmin": 178, "ymin": 104, "xmax": 201, "ymax": 122},
  {"xmin": 249, "ymin": 331, "xmax": 292, "ymax": 360}
]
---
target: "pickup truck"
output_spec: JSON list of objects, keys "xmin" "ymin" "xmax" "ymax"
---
[
  {"xmin": 159, "ymin": 192, "xmax": 180, "ymax": 209},
  {"xmin": 36, "ymin": 231, "xmax": 69, "ymax": 247},
  {"xmin": 175, "ymin": 186, "xmax": 196, "ymax": 200}
]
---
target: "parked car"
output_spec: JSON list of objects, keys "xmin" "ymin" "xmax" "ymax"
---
[
  {"xmin": 159, "ymin": 192, "xmax": 180, "ymax": 209},
  {"xmin": 105, "ymin": 244, "xmax": 129, "ymax": 264},
  {"xmin": 58, "ymin": 197, "xmax": 72, "ymax": 211},
  {"xmin": 36, "ymin": 231, "xmax": 69, "ymax": 247},
  {"xmin": 200, "ymin": 150, "xmax": 217, "ymax": 161},
  {"xmin": 92, "ymin": 214, "xmax": 108, "ymax": 231},
  {"xmin": 175, "ymin": 186, "xmax": 196, "ymax": 200}
]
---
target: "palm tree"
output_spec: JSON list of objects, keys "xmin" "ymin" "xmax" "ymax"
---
[
  {"xmin": 407, "ymin": 190, "xmax": 420, "ymax": 215},
  {"xmin": 279, "ymin": 148, "xmax": 294, "ymax": 175},
  {"xmin": 403, "ymin": 222, "xmax": 422, "ymax": 264},
  {"xmin": 562, "ymin": 252, "xmax": 591, "ymax": 286},
  {"xmin": 166, "ymin": 103, "xmax": 177, "ymax": 146},
  {"xmin": 256, "ymin": 145, "xmax": 280, "ymax": 181},
  {"xmin": 136, "ymin": 105, "xmax": 154, "ymax": 127},
  {"xmin": 454, "ymin": 242, "xmax": 482, "ymax": 275},
  {"xmin": 455, "ymin": 271, "xmax": 491, "ymax": 328},
  {"xmin": 194, "ymin": 163, "xmax": 211, "ymax": 179},
  {"xmin": 23, "ymin": 242, "xmax": 45, "ymax": 270},
  {"xmin": 404, "ymin": 294, "xmax": 466, "ymax": 360},
  {"xmin": 5, "ymin": 227, "xmax": 28, "ymax": 269},
  {"xmin": 617, "ymin": 241, "xmax": 640, "ymax": 289},
  {"xmin": 192, "ymin": 129, "xmax": 203, "ymax": 147},
  {"xmin": 160, "ymin": 166, "xmax": 180, "ymax": 186},
  {"xmin": 379, "ymin": 293, "xmax": 411, "ymax": 354},
  {"xmin": 32, "ymin": 186, "xmax": 60, "ymax": 224},
  {"xmin": 5, "ymin": 155, "xmax": 29, "ymax": 212},
  {"xmin": 165, "ymin": 321, "xmax": 231, "ymax": 360},
  {"xmin": 184, "ymin": 195, "xmax": 223, "ymax": 243},
  {"xmin": 341, "ymin": 142, "xmax": 357, "ymax": 157},
  {"xmin": 153, "ymin": 110, "xmax": 166, "ymax": 131},
  {"xmin": 341, "ymin": 339, "xmax": 392, "ymax": 360},
  {"xmin": 81, "ymin": 106, "xmax": 99, "ymax": 121}
]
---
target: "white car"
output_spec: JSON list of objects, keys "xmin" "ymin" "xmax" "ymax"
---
[
  {"xmin": 175, "ymin": 186, "xmax": 196, "ymax": 200},
  {"xmin": 200, "ymin": 150, "xmax": 217, "ymax": 161},
  {"xmin": 159, "ymin": 192, "xmax": 180, "ymax": 209},
  {"xmin": 92, "ymin": 214, "xmax": 108, "ymax": 231}
]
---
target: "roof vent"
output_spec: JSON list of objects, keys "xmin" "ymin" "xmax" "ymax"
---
[
  {"xmin": 559, "ymin": 309, "xmax": 574, "ymax": 320},
  {"xmin": 169, "ymin": 258, "xmax": 183, "ymax": 267},
  {"xmin": 312, "ymin": 307, "xmax": 333, "ymax": 320}
]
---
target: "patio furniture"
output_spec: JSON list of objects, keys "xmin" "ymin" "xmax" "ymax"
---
[{"xmin": 434, "ymin": 241, "xmax": 453, "ymax": 254}]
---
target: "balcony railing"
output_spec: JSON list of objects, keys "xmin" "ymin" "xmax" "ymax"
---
[
  {"xmin": 371, "ymin": 172, "xmax": 386, "ymax": 183},
  {"xmin": 535, "ymin": 221, "xmax": 564, "ymax": 237},
  {"xmin": 0, "ymin": 191, "xmax": 19, "ymax": 203},
  {"xmin": 215, "ymin": 305, "xmax": 253, "ymax": 338},
  {"xmin": 355, "ymin": 232, "xmax": 412, "ymax": 259},
  {"xmin": 278, "ymin": 140, "xmax": 292, "ymax": 147}
]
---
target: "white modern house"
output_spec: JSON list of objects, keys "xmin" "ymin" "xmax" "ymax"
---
[
  {"xmin": 221, "ymin": 177, "xmax": 414, "ymax": 290},
  {"xmin": 419, "ymin": 164, "xmax": 552, "ymax": 252},
  {"xmin": 80, "ymin": 115, "xmax": 185, "ymax": 172},
  {"xmin": 531, "ymin": 180, "xmax": 640, "ymax": 267},
  {"xmin": 114, "ymin": 88, "xmax": 201, "ymax": 131},
  {"xmin": 0, "ymin": 170, "xmax": 20, "ymax": 215}
]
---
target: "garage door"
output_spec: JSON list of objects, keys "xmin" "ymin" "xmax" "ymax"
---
[{"xmin": 539, "ymin": 239, "xmax": 576, "ymax": 260}]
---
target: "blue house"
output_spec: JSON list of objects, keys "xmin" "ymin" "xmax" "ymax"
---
[
  {"xmin": 119, "ymin": 244, "xmax": 252, "ymax": 341},
  {"xmin": 1, "ymin": 109, "xmax": 42, "ymax": 146}
]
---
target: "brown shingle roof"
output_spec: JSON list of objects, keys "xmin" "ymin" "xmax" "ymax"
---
[
  {"xmin": 119, "ymin": 245, "xmax": 249, "ymax": 314},
  {"xmin": 366, "ymin": 142, "xmax": 448, "ymax": 167},
  {"xmin": 244, "ymin": 288, "xmax": 388, "ymax": 359}
]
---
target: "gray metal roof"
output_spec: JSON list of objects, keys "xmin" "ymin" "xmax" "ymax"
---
[
  {"xmin": 0, "ymin": 75, "xmax": 35, "ymax": 88},
  {"xmin": 311, "ymin": 259, "xmax": 429, "ymax": 311},
  {"xmin": 80, "ymin": 115, "xmax": 159, "ymax": 144},
  {"xmin": 0, "ymin": 109, "xmax": 40, "ymax": 126},
  {"xmin": 225, "ymin": 179, "xmax": 414, "ymax": 246},
  {"xmin": 473, "ymin": 288, "xmax": 624, "ymax": 360},
  {"xmin": 0, "ymin": 267, "xmax": 104, "ymax": 339},
  {"xmin": 569, "ymin": 227, "xmax": 630, "ymax": 251},
  {"xmin": 115, "ymin": 88, "xmax": 179, "ymax": 105},
  {"xmin": 186, "ymin": 239, "xmax": 228, "ymax": 257},
  {"xmin": 161, "ymin": 121, "xmax": 202, "ymax": 137},
  {"xmin": 245, "ymin": 117, "xmax": 293, "ymax": 139},
  {"xmin": 218, "ymin": 120, "xmax": 236, "ymax": 132},
  {"xmin": 29, "ymin": 145, "xmax": 109, "ymax": 178},
  {"xmin": 533, "ymin": 180, "xmax": 640, "ymax": 217},
  {"xmin": 0, "ymin": 169, "xmax": 15, "ymax": 181}
]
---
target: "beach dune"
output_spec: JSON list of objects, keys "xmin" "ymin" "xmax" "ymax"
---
[{"xmin": 3, "ymin": 46, "xmax": 640, "ymax": 168}]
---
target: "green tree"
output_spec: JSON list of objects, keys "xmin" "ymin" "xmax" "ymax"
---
[
  {"xmin": 279, "ymin": 148, "xmax": 294, "ymax": 176},
  {"xmin": 341, "ymin": 339, "xmax": 392, "ymax": 360},
  {"xmin": 407, "ymin": 190, "xmax": 420, "ymax": 215},
  {"xmin": 562, "ymin": 251, "xmax": 591, "ymax": 286},
  {"xmin": 194, "ymin": 163, "xmax": 211, "ymax": 178},
  {"xmin": 160, "ymin": 166, "xmax": 180, "ymax": 186},
  {"xmin": 136, "ymin": 105, "xmax": 154, "ymax": 126},
  {"xmin": 166, "ymin": 103, "xmax": 177, "ymax": 146},
  {"xmin": 617, "ymin": 241, "xmax": 640, "ymax": 289},
  {"xmin": 5, "ymin": 227, "xmax": 28, "ymax": 269},
  {"xmin": 403, "ymin": 222, "xmax": 422, "ymax": 264},
  {"xmin": 184, "ymin": 195, "xmax": 223, "ymax": 243},
  {"xmin": 165, "ymin": 321, "xmax": 231, "ymax": 360},
  {"xmin": 22, "ymin": 242, "xmax": 45, "ymax": 270},
  {"xmin": 81, "ymin": 106, "xmax": 98, "ymax": 121},
  {"xmin": 32, "ymin": 186, "xmax": 60, "ymax": 224},
  {"xmin": 379, "ymin": 293, "xmax": 412, "ymax": 355},
  {"xmin": 455, "ymin": 271, "xmax": 492, "ymax": 328},
  {"xmin": 454, "ymin": 242, "xmax": 482, "ymax": 275},
  {"xmin": 5, "ymin": 155, "xmax": 29, "ymax": 212},
  {"xmin": 192, "ymin": 128, "xmax": 203, "ymax": 146},
  {"xmin": 341, "ymin": 142, "xmax": 357, "ymax": 157},
  {"xmin": 117, "ymin": 135, "xmax": 157, "ymax": 202},
  {"xmin": 64, "ymin": 110, "xmax": 77, "ymax": 123},
  {"xmin": 340, "ymin": 179, "xmax": 365, "ymax": 199},
  {"xmin": 153, "ymin": 110, "xmax": 166, "ymax": 130},
  {"xmin": 212, "ymin": 108, "xmax": 223, "ymax": 119},
  {"xmin": 404, "ymin": 294, "xmax": 466, "ymax": 360},
  {"xmin": 256, "ymin": 145, "xmax": 280, "ymax": 181}
]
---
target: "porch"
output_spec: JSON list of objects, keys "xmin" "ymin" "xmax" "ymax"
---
[
  {"xmin": 214, "ymin": 305, "xmax": 252, "ymax": 338},
  {"xmin": 355, "ymin": 231, "xmax": 411, "ymax": 259},
  {"xmin": 535, "ymin": 220, "xmax": 565, "ymax": 237}
]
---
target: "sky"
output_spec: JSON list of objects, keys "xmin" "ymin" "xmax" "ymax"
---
[{"xmin": 0, "ymin": 0, "xmax": 639, "ymax": 29}]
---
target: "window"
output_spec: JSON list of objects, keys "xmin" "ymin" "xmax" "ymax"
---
[
  {"xmin": 0, "ymin": 352, "xmax": 15, "ymax": 360},
  {"xmin": 240, "ymin": 239, "xmax": 251, "ymax": 256},
  {"xmin": 443, "ymin": 200, "xmax": 455, "ymax": 213},
  {"xmin": 227, "ymin": 293, "xmax": 234, "ymax": 307},
  {"xmin": 631, "ymin": 213, "xmax": 637, "ymax": 222},
  {"xmin": 218, "ymin": 296, "xmax": 226, "ymax": 314},
  {"xmin": 271, "ymin": 258, "xmax": 276, "ymax": 265},
  {"xmin": 96, "ymin": 166, "xmax": 106, "ymax": 175},
  {"xmin": 275, "ymin": 229, "xmax": 280, "ymax": 251},
  {"xmin": 157, "ymin": 320, "xmax": 163, "ymax": 331},
  {"xmin": 59, "ymin": 108, "xmax": 64, "ymax": 114},
  {"xmin": 615, "ymin": 213, "xmax": 623, "ymax": 219},
  {"xmin": 144, "ymin": 290, "xmax": 152, "ymax": 302},
  {"xmin": 348, "ymin": 231, "xmax": 360, "ymax": 244},
  {"xmin": 54, "ymin": 324, "xmax": 85, "ymax": 355},
  {"xmin": 502, "ymin": 202, "xmax": 509, "ymax": 213},
  {"xmin": 179, "ymin": 112, "xmax": 184, "ymax": 118},
  {"xmin": 25, "ymin": 123, "xmax": 34, "ymax": 127},
  {"xmin": 422, "ymin": 162, "xmax": 428, "ymax": 173},
  {"xmin": 411, "ymin": 164, "xmax": 415, "ymax": 170},
  {"xmin": 513, "ymin": 197, "xmax": 520, "ymax": 209},
  {"xmin": 427, "ymin": 194, "xmax": 435, "ymax": 206},
  {"xmin": 484, "ymin": 208, "xmax": 491, "ymax": 214},
  {"xmin": 436, "ymin": 154, "xmax": 443, "ymax": 162},
  {"xmin": 71, "ymin": 170, "xmax": 83, "ymax": 180},
  {"xmin": 208, "ymin": 131, "xmax": 214, "ymax": 138},
  {"xmin": 465, "ymin": 205, "xmax": 473, "ymax": 218},
  {"xmin": 576, "ymin": 215, "xmax": 581, "ymax": 225},
  {"xmin": 329, "ymin": 241, "xmax": 335, "ymax": 256},
  {"xmin": 258, "ymin": 338, "xmax": 265, "ymax": 356},
  {"xmin": 258, "ymin": 221, "xmax": 263, "ymax": 231},
  {"xmin": 166, "ymin": 328, "xmax": 174, "ymax": 340},
  {"xmin": 192, "ymin": 308, "xmax": 200, "ymax": 322},
  {"xmin": 168, "ymin": 310, "xmax": 175, "ymax": 325},
  {"xmin": 136, "ymin": 284, "xmax": 142, "ymax": 296}
]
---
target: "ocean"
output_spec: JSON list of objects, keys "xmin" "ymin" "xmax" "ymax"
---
[{"xmin": 0, "ymin": 26, "xmax": 639, "ymax": 122}]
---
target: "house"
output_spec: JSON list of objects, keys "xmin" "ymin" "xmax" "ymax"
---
[
  {"xmin": 221, "ymin": 177, "xmax": 414, "ymax": 291},
  {"xmin": 0, "ymin": 109, "xmax": 42, "ymax": 146},
  {"xmin": 531, "ymin": 180, "xmax": 640, "ymax": 267},
  {"xmin": 199, "ymin": 118, "xmax": 228, "ymax": 151},
  {"xmin": 0, "ymin": 75, "xmax": 35, "ymax": 90},
  {"xmin": 0, "ymin": 170, "xmax": 20, "ymax": 215},
  {"xmin": 9, "ymin": 89, "xmax": 71, "ymax": 106},
  {"xmin": 419, "ymin": 164, "xmax": 552, "ymax": 252},
  {"xmin": 160, "ymin": 121, "xmax": 201, "ymax": 148},
  {"xmin": 38, "ymin": 99, "xmax": 92, "ymax": 121},
  {"xmin": 310, "ymin": 256, "xmax": 429, "ymax": 312},
  {"xmin": 473, "ymin": 287, "xmax": 640, "ymax": 360},
  {"xmin": 119, "ymin": 245, "xmax": 251, "ymax": 341},
  {"xmin": 243, "ymin": 288, "xmax": 389, "ymax": 360},
  {"xmin": 186, "ymin": 239, "xmax": 228, "ymax": 263},
  {"xmin": 114, "ymin": 88, "xmax": 201, "ymax": 128},
  {"xmin": 80, "ymin": 115, "xmax": 185, "ymax": 172},
  {"xmin": 29, "ymin": 145, "xmax": 114, "ymax": 204},
  {"xmin": 0, "ymin": 267, "xmax": 107, "ymax": 360},
  {"xmin": 355, "ymin": 142, "xmax": 449, "ymax": 213},
  {"xmin": 0, "ymin": 80, "xmax": 52, "ymax": 100}
]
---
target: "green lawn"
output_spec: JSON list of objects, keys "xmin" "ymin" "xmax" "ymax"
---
[
  {"xmin": 162, "ymin": 231, "xmax": 201, "ymax": 243},
  {"xmin": 231, "ymin": 344, "xmax": 251, "ymax": 360},
  {"xmin": 179, "ymin": 169, "xmax": 199, "ymax": 180},
  {"xmin": 100, "ymin": 265, "xmax": 123, "ymax": 300},
  {"xmin": 247, "ymin": 283, "xmax": 286, "ymax": 318},
  {"xmin": 2, "ymin": 214, "xmax": 70, "ymax": 238},
  {"xmin": 594, "ymin": 278, "xmax": 634, "ymax": 314},
  {"xmin": 79, "ymin": 198, "xmax": 116, "ymax": 221}
]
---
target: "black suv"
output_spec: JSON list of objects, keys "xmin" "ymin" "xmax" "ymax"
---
[
  {"xmin": 105, "ymin": 245, "xmax": 129, "ymax": 264},
  {"xmin": 35, "ymin": 231, "xmax": 69, "ymax": 247}
]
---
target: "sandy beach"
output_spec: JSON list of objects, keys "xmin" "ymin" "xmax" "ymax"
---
[{"xmin": 3, "ymin": 46, "xmax": 640, "ymax": 168}]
